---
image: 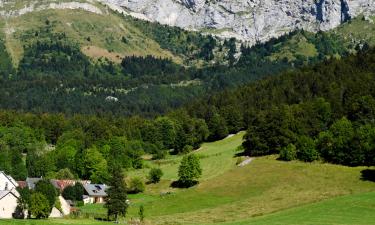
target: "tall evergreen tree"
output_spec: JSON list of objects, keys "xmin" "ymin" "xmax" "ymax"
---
[{"xmin": 105, "ymin": 166, "xmax": 128, "ymax": 222}]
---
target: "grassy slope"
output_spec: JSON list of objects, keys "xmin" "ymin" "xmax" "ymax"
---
[
  {"xmin": 0, "ymin": 6, "xmax": 180, "ymax": 66},
  {"xmin": 77, "ymin": 133, "xmax": 375, "ymax": 224},
  {"xmin": 269, "ymin": 33, "xmax": 318, "ymax": 61},
  {"xmin": 220, "ymin": 192, "xmax": 375, "ymax": 225},
  {"xmin": 334, "ymin": 16, "xmax": 375, "ymax": 46},
  {"xmin": 129, "ymin": 132, "xmax": 245, "ymax": 181},
  {"xmin": 0, "ymin": 133, "xmax": 373, "ymax": 224}
]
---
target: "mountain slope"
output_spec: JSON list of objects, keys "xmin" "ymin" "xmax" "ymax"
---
[
  {"xmin": 0, "ymin": 0, "xmax": 230, "ymax": 66},
  {"xmin": 104, "ymin": 0, "xmax": 375, "ymax": 43}
]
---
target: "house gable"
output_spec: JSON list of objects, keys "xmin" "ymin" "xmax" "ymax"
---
[
  {"xmin": 0, "ymin": 172, "xmax": 18, "ymax": 191},
  {"xmin": 0, "ymin": 190, "xmax": 19, "ymax": 219}
]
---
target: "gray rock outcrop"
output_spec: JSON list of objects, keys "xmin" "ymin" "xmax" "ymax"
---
[{"xmin": 103, "ymin": 0, "xmax": 375, "ymax": 44}]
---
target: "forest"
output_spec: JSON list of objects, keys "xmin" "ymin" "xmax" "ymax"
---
[
  {"xmin": 0, "ymin": 42, "xmax": 374, "ymax": 183},
  {"xmin": 0, "ymin": 18, "xmax": 361, "ymax": 117}
]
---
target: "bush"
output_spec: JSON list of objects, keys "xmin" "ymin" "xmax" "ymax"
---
[
  {"xmin": 152, "ymin": 150, "xmax": 167, "ymax": 160},
  {"xmin": 128, "ymin": 177, "xmax": 145, "ymax": 194},
  {"xmin": 177, "ymin": 154, "xmax": 202, "ymax": 187},
  {"xmin": 62, "ymin": 182, "xmax": 84, "ymax": 201},
  {"xmin": 279, "ymin": 144, "xmax": 297, "ymax": 161},
  {"xmin": 182, "ymin": 145, "xmax": 193, "ymax": 154},
  {"xmin": 29, "ymin": 193, "xmax": 51, "ymax": 219},
  {"xmin": 148, "ymin": 168, "xmax": 163, "ymax": 183},
  {"xmin": 297, "ymin": 136, "xmax": 319, "ymax": 162}
]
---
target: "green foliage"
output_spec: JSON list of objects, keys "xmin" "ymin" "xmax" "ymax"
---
[
  {"xmin": 297, "ymin": 136, "xmax": 319, "ymax": 162},
  {"xmin": 182, "ymin": 145, "xmax": 193, "ymax": 154},
  {"xmin": 55, "ymin": 168, "xmax": 75, "ymax": 179},
  {"xmin": 35, "ymin": 180, "xmax": 58, "ymax": 209},
  {"xmin": 29, "ymin": 193, "xmax": 51, "ymax": 219},
  {"xmin": 177, "ymin": 154, "xmax": 202, "ymax": 187},
  {"xmin": 55, "ymin": 197, "xmax": 62, "ymax": 213},
  {"xmin": 82, "ymin": 146, "xmax": 109, "ymax": 183},
  {"xmin": 128, "ymin": 177, "xmax": 145, "ymax": 194},
  {"xmin": 105, "ymin": 166, "xmax": 128, "ymax": 221},
  {"xmin": 148, "ymin": 168, "xmax": 163, "ymax": 184},
  {"xmin": 62, "ymin": 182, "xmax": 84, "ymax": 202},
  {"xmin": 15, "ymin": 187, "xmax": 31, "ymax": 219},
  {"xmin": 279, "ymin": 144, "xmax": 297, "ymax": 161}
]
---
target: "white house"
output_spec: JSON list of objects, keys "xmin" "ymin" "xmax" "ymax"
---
[
  {"xmin": 83, "ymin": 184, "xmax": 108, "ymax": 204},
  {"xmin": 0, "ymin": 171, "xmax": 18, "ymax": 191},
  {"xmin": 0, "ymin": 171, "xmax": 20, "ymax": 219}
]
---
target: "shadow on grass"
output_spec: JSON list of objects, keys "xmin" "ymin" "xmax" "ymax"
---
[
  {"xmin": 361, "ymin": 169, "xmax": 375, "ymax": 182},
  {"xmin": 170, "ymin": 180, "xmax": 199, "ymax": 188}
]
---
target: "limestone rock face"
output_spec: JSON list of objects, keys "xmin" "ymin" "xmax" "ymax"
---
[
  {"xmin": 103, "ymin": 0, "xmax": 375, "ymax": 44},
  {"xmin": 0, "ymin": 0, "xmax": 373, "ymax": 44}
]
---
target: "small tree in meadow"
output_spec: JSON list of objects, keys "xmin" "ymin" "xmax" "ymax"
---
[
  {"xmin": 148, "ymin": 168, "xmax": 163, "ymax": 184},
  {"xmin": 128, "ymin": 177, "xmax": 145, "ymax": 194},
  {"xmin": 177, "ymin": 154, "xmax": 202, "ymax": 187}
]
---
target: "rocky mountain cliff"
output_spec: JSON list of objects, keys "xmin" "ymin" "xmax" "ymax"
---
[
  {"xmin": 104, "ymin": 0, "xmax": 375, "ymax": 44},
  {"xmin": 0, "ymin": 0, "xmax": 374, "ymax": 45}
]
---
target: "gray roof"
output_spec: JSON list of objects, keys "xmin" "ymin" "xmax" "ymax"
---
[
  {"xmin": 26, "ymin": 177, "xmax": 42, "ymax": 190},
  {"xmin": 83, "ymin": 184, "xmax": 108, "ymax": 197}
]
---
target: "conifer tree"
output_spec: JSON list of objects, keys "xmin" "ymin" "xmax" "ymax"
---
[{"xmin": 105, "ymin": 166, "xmax": 128, "ymax": 222}]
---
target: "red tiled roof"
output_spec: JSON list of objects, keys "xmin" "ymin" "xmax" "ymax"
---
[
  {"xmin": 51, "ymin": 180, "xmax": 91, "ymax": 191},
  {"xmin": 17, "ymin": 181, "xmax": 27, "ymax": 189}
]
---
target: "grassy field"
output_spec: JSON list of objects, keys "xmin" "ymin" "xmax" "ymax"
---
[
  {"xmin": 0, "ymin": 132, "xmax": 374, "ymax": 224},
  {"xmin": 220, "ymin": 192, "xmax": 375, "ymax": 225},
  {"xmin": 1, "ymin": 192, "xmax": 374, "ymax": 225},
  {"xmin": 77, "ymin": 132, "xmax": 375, "ymax": 224}
]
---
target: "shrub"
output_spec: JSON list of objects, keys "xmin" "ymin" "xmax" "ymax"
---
[
  {"xmin": 148, "ymin": 168, "xmax": 163, "ymax": 183},
  {"xmin": 181, "ymin": 145, "xmax": 193, "ymax": 154},
  {"xmin": 279, "ymin": 144, "xmax": 297, "ymax": 161},
  {"xmin": 152, "ymin": 150, "xmax": 167, "ymax": 160},
  {"xmin": 128, "ymin": 177, "xmax": 145, "ymax": 194},
  {"xmin": 62, "ymin": 182, "xmax": 84, "ymax": 201},
  {"xmin": 297, "ymin": 136, "xmax": 319, "ymax": 162},
  {"xmin": 29, "ymin": 193, "xmax": 51, "ymax": 219}
]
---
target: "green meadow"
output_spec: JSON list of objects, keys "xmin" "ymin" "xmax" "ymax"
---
[{"xmin": 0, "ymin": 132, "xmax": 374, "ymax": 224}]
